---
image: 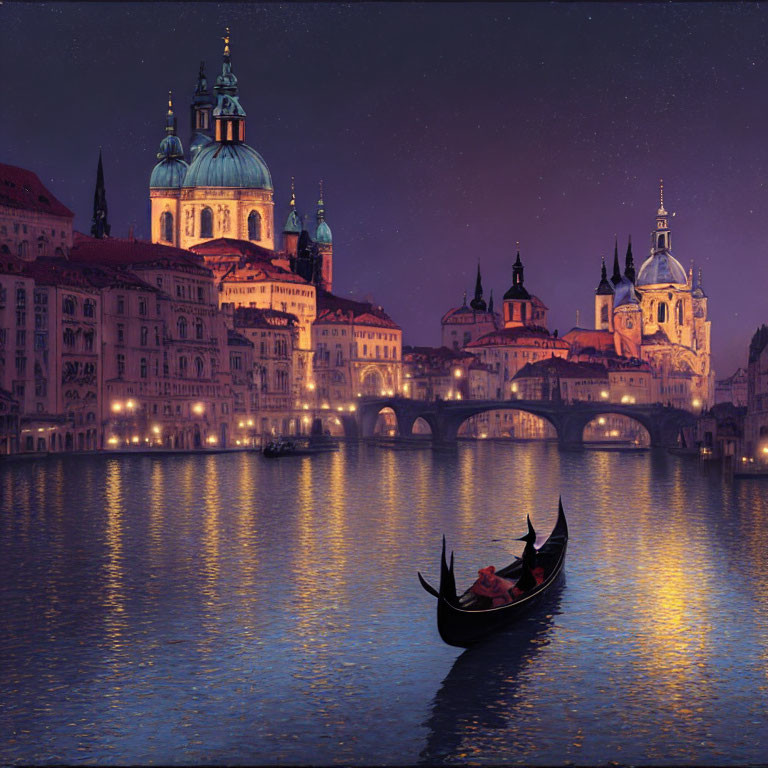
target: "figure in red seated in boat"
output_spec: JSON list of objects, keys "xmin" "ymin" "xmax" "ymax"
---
[
  {"xmin": 470, "ymin": 565, "xmax": 516, "ymax": 606},
  {"xmin": 471, "ymin": 517, "xmax": 547, "ymax": 605}
]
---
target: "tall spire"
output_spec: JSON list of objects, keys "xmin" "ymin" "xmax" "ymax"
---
[
  {"xmin": 611, "ymin": 237, "xmax": 621, "ymax": 285},
  {"xmin": 470, "ymin": 262, "xmax": 487, "ymax": 311},
  {"xmin": 315, "ymin": 179, "xmax": 332, "ymax": 244},
  {"xmin": 624, "ymin": 234, "xmax": 635, "ymax": 283},
  {"xmin": 658, "ymin": 178, "xmax": 666, "ymax": 215},
  {"xmin": 283, "ymin": 175, "xmax": 302, "ymax": 234},
  {"xmin": 195, "ymin": 61, "xmax": 208, "ymax": 95},
  {"xmin": 91, "ymin": 149, "xmax": 110, "ymax": 239},
  {"xmin": 488, "ymin": 290, "xmax": 494, "ymax": 315},
  {"xmin": 165, "ymin": 90, "xmax": 176, "ymax": 134},
  {"xmin": 596, "ymin": 255, "xmax": 614, "ymax": 295},
  {"xmin": 317, "ymin": 179, "xmax": 324, "ymax": 223}
]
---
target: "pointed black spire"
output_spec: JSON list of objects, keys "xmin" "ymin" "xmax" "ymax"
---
[
  {"xmin": 611, "ymin": 238, "xmax": 621, "ymax": 286},
  {"xmin": 596, "ymin": 256, "xmax": 614, "ymax": 295},
  {"xmin": 91, "ymin": 149, "xmax": 110, "ymax": 239},
  {"xmin": 504, "ymin": 247, "xmax": 530, "ymax": 300},
  {"xmin": 488, "ymin": 290, "xmax": 494, "ymax": 314},
  {"xmin": 470, "ymin": 263, "xmax": 487, "ymax": 311},
  {"xmin": 625, "ymin": 235, "xmax": 635, "ymax": 283}
]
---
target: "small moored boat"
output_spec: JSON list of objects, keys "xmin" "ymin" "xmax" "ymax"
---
[
  {"xmin": 418, "ymin": 499, "xmax": 568, "ymax": 647},
  {"xmin": 262, "ymin": 437, "xmax": 339, "ymax": 458}
]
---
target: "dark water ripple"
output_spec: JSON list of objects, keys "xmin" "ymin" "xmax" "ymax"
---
[{"xmin": 1, "ymin": 444, "xmax": 767, "ymax": 764}]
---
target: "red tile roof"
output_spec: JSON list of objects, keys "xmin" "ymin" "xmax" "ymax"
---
[
  {"xmin": 514, "ymin": 357, "xmax": 609, "ymax": 381},
  {"xmin": 0, "ymin": 163, "xmax": 74, "ymax": 219},
  {"xmin": 466, "ymin": 325, "xmax": 568, "ymax": 349},
  {"xmin": 316, "ymin": 290, "xmax": 400, "ymax": 329},
  {"xmin": 71, "ymin": 233, "xmax": 210, "ymax": 275},
  {"xmin": 190, "ymin": 238, "xmax": 278, "ymax": 262}
]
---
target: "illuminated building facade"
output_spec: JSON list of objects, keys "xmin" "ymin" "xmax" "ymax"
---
[
  {"xmin": 312, "ymin": 291, "xmax": 402, "ymax": 402},
  {"xmin": 575, "ymin": 183, "xmax": 713, "ymax": 411}
]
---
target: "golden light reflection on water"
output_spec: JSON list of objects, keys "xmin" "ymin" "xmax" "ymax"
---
[
  {"xmin": 103, "ymin": 460, "xmax": 127, "ymax": 650},
  {"xmin": 148, "ymin": 460, "xmax": 165, "ymax": 562}
]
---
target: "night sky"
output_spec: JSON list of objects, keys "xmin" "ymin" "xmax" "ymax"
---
[{"xmin": 2, "ymin": 2, "xmax": 767, "ymax": 377}]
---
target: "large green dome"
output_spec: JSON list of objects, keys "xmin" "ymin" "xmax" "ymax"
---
[
  {"xmin": 150, "ymin": 158, "xmax": 189, "ymax": 189},
  {"xmin": 183, "ymin": 142, "xmax": 273, "ymax": 190}
]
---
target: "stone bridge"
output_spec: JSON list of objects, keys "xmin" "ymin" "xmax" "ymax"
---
[{"xmin": 341, "ymin": 397, "xmax": 696, "ymax": 448}]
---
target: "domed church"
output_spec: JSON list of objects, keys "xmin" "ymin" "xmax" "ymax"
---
[
  {"xmin": 573, "ymin": 181, "xmax": 713, "ymax": 410},
  {"xmin": 150, "ymin": 30, "xmax": 275, "ymax": 251}
]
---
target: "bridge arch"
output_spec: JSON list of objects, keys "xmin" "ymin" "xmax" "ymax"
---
[{"xmin": 582, "ymin": 412, "xmax": 652, "ymax": 446}]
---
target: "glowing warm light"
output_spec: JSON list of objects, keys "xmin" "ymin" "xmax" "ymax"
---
[
  {"xmin": 692, "ymin": 398, "xmax": 701, "ymax": 408},
  {"xmin": 456, "ymin": 392, "xmax": 462, "ymax": 400},
  {"xmin": 111, "ymin": 402, "xmax": 123, "ymax": 413},
  {"xmin": 307, "ymin": 382, "xmax": 316, "ymax": 391},
  {"xmin": 152, "ymin": 425, "xmax": 161, "ymax": 435},
  {"xmin": 600, "ymin": 390, "xmax": 609, "ymax": 399},
  {"xmin": 598, "ymin": 417, "xmax": 606, "ymax": 425},
  {"xmin": 621, "ymin": 394, "xmax": 630, "ymax": 404},
  {"xmin": 762, "ymin": 447, "xmax": 768, "ymax": 454},
  {"xmin": 238, "ymin": 421, "xmax": 245, "ymax": 428},
  {"xmin": 107, "ymin": 436, "xmax": 118, "ymax": 445},
  {"xmin": 511, "ymin": 383, "xmax": 518, "ymax": 393},
  {"xmin": 321, "ymin": 403, "xmax": 330, "ymax": 410},
  {"xmin": 388, "ymin": 389, "xmax": 394, "ymax": 396},
  {"xmin": 37, "ymin": 427, "xmax": 44, "ymax": 432},
  {"xmin": 131, "ymin": 436, "xmax": 140, "ymax": 444},
  {"xmin": 302, "ymin": 416, "xmax": 310, "ymax": 425},
  {"xmin": 337, "ymin": 406, "xmax": 344, "ymax": 412},
  {"xmin": 207, "ymin": 436, "xmax": 218, "ymax": 444},
  {"xmin": 610, "ymin": 429, "xmax": 620, "ymax": 437},
  {"xmin": 246, "ymin": 419, "xmax": 253, "ymax": 427},
  {"xmin": 348, "ymin": 404, "xmax": 356, "ymax": 412},
  {"xmin": 454, "ymin": 369, "xmax": 463, "ymax": 378},
  {"xmin": 356, "ymin": 392, "xmax": 362, "ymax": 397},
  {"xmin": 334, "ymin": 418, "xmax": 341, "ymax": 425},
  {"xmin": 235, "ymin": 439, "xmax": 242, "ymax": 446},
  {"xmin": 380, "ymin": 390, "xmax": 387, "ymax": 396},
  {"xmin": 192, "ymin": 402, "xmax": 205, "ymax": 415},
  {"xmin": 126, "ymin": 399, "xmax": 136, "ymax": 410},
  {"xmin": 480, "ymin": 432, "xmax": 487, "ymax": 439},
  {"xmin": 302, "ymin": 403, "xmax": 309, "ymax": 410}
]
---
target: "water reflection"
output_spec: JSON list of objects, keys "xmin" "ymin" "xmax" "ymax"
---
[
  {"xmin": 421, "ymin": 586, "xmax": 563, "ymax": 765},
  {"xmin": 2, "ymin": 445, "xmax": 768, "ymax": 765}
]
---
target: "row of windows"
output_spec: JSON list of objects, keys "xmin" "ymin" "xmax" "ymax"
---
[{"xmin": 0, "ymin": 223, "xmax": 66, "ymax": 238}]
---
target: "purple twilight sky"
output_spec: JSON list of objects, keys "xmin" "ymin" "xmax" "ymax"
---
[{"xmin": 2, "ymin": 2, "xmax": 767, "ymax": 377}]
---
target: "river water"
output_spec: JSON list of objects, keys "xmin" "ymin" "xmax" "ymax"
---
[{"xmin": 1, "ymin": 443, "xmax": 767, "ymax": 765}]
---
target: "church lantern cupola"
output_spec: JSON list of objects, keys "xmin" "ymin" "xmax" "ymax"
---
[
  {"xmin": 502, "ymin": 246, "xmax": 535, "ymax": 329},
  {"xmin": 190, "ymin": 61, "xmax": 215, "ymax": 161},
  {"xmin": 652, "ymin": 178, "xmax": 671, "ymax": 253},
  {"xmin": 213, "ymin": 28, "xmax": 247, "ymax": 144}
]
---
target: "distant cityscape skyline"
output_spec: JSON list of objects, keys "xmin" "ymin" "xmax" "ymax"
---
[{"xmin": 2, "ymin": 2, "xmax": 767, "ymax": 376}]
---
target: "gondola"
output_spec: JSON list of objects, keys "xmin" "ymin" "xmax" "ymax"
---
[
  {"xmin": 418, "ymin": 499, "xmax": 568, "ymax": 647},
  {"xmin": 262, "ymin": 438, "xmax": 339, "ymax": 458}
]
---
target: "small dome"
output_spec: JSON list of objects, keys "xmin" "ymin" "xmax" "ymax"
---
[
  {"xmin": 158, "ymin": 134, "xmax": 184, "ymax": 159},
  {"xmin": 636, "ymin": 250, "xmax": 687, "ymax": 286},
  {"xmin": 284, "ymin": 208, "xmax": 302, "ymax": 234},
  {"xmin": 316, "ymin": 220, "xmax": 332, "ymax": 244},
  {"xmin": 183, "ymin": 142, "xmax": 273, "ymax": 190},
  {"xmin": 614, "ymin": 276, "xmax": 639, "ymax": 308},
  {"xmin": 150, "ymin": 158, "xmax": 189, "ymax": 189}
]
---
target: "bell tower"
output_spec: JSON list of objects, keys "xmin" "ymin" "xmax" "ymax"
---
[{"xmin": 652, "ymin": 179, "xmax": 671, "ymax": 253}]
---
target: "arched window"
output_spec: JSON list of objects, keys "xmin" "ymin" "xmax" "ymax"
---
[
  {"xmin": 195, "ymin": 357, "xmax": 204, "ymax": 378},
  {"xmin": 18, "ymin": 241, "xmax": 29, "ymax": 259},
  {"xmin": 657, "ymin": 234, "xmax": 665, "ymax": 249},
  {"xmin": 179, "ymin": 356, "xmax": 188, "ymax": 377},
  {"xmin": 248, "ymin": 210, "xmax": 262, "ymax": 241},
  {"xmin": 600, "ymin": 304, "xmax": 608, "ymax": 324},
  {"xmin": 177, "ymin": 316, "xmax": 188, "ymax": 339},
  {"xmin": 200, "ymin": 207, "xmax": 213, "ymax": 238},
  {"xmin": 140, "ymin": 358, "xmax": 148, "ymax": 379},
  {"xmin": 657, "ymin": 302, "xmax": 668, "ymax": 323},
  {"xmin": 260, "ymin": 368, "xmax": 268, "ymax": 391},
  {"xmin": 195, "ymin": 318, "xmax": 204, "ymax": 340},
  {"xmin": 676, "ymin": 300, "xmax": 684, "ymax": 325},
  {"xmin": 160, "ymin": 212, "xmax": 173, "ymax": 242}
]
